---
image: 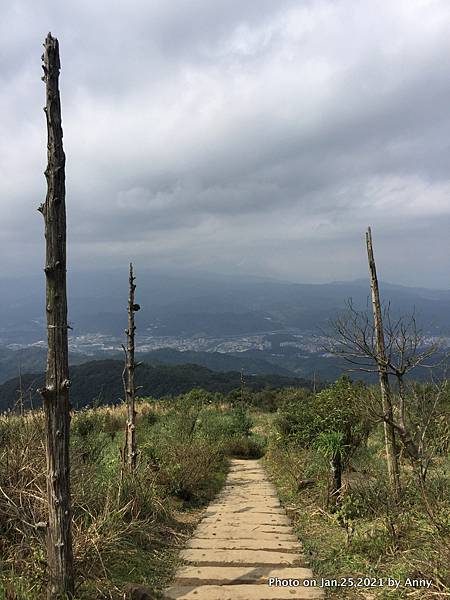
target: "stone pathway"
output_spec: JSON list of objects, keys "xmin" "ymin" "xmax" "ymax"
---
[{"xmin": 164, "ymin": 459, "xmax": 324, "ymax": 599}]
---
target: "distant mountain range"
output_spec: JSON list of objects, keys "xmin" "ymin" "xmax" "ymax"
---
[
  {"xmin": 0, "ymin": 271, "xmax": 447, "ymax": 398},
  {"xmin": 1, "ymin": 270, "xmax": 449, "ymax": 345},
  {"xmin": 0, "ymin": 346, "xmax": 296, "ymax": 386},
  {"xmin": 0, "ymin": 360, "xmax": 309, "ymax": 412}
]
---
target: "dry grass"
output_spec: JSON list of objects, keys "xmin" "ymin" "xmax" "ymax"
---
[
  {"xmin": 0, "ymin": 400, "xmax": 232, "ymax": 599},
  {"xmin": 264, "ymin": 438, "xmax": 450, "ymax": 599}
]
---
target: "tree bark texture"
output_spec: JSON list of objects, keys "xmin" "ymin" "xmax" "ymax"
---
[
  {"xmin": 330, "ymin": 452, "xmax": 342, "ymax": 504},
  {"xmin": 366, "ymin": 227, "xmax": 401, "ymax": 499},
  {"xmin": 396, "ymin": 376, "xmax": 420, "ymax": 462},
  {"xmin": 39, "ymin": 33, "xmax": 74, "ymax": 599},
  {"xmin": 125, "ymin": 263, "xmax": 139, "ymax": 470}
]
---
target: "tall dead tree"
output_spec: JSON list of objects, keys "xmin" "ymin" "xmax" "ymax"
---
[
  {"xmin": 38, "ymin": 33, "xmax": 74, "ymax": 598},
  {"xmin": 240, "ymin": 369, "xmax": 245, "ymax": 404},
  {"xmin": 366, "ymin": 226, "xmax": 401, "ymax": 499},
  {"xmin": 325, "ymin": 299, "xmax": 441, "ymax": 485},
  {"xmin": 123, "ymin": 263, "xmax": 140, "ymax": 470},
  {"xmin": 16, "ymin": 365, "xmax": 24, "ymax": 416}
]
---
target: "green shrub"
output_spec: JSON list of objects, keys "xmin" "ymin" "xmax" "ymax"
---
[
  {"xmin": 225, "ymin": 435, "xmax": 266, "ymax": 458},
  {"xmin": 72, "ymin": 409, "xmax": 110, "ymax": 464},
  {"xmin": 275, "ymin": 377, "xmax": 373, "ymax": 460},
  {"xmin": 72, "ymin": 409, "xmax": 104, "ymax": 438},
  {"xmin": 158, "ymin": 389, "xmax": 214, "ymax": 441},
  {"xmin": 101, "ymin": 409, "xmax": 124, "ymax": 440},
  {"xmin": 148, "ymin": 438, "xmax": 226, "ymax": 502},
  {"xmin": 229, "ymin": 402, "xmax": 253, "ymax": 437},
  {"xmin": 315, "ymin": 431, "xmax": 346, "ymax": 460}
]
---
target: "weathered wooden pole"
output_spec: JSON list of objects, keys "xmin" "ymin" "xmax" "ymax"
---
[
  {"xmin": 125, "ymin": 263, "xmax": 140, "ymax": 470},
  {"xmin": 329, "ymin": 451, "xmax": 342, "ymax": 506},
  {"xmin": 17, "ymin": 365, "xmax": 24, "ymax": 416},
  {"xmin": 366, "ymin": 227, "xmax": 401, "ymax": 499},
  {"xmin": 38, "ymin": 33, "xmax": 74, "ymax": 598},
  {"xmin": 240, "ymin": 369, "xmax": 245, "ymax": 404}
]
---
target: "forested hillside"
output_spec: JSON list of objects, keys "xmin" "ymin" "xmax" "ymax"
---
[
  {"xmin": 0, "ymin": 345, "xmax": 295, "ymax": 385},
  {"xmin": 0, "ymin": 360, "xmax": 309, "ymax": 412}
]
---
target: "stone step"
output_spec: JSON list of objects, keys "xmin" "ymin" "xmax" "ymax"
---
[
  {"xmin": 206, "ymin": 505, "xmax": 284, "ymax": 513},
  {"xmin": 174, "ymin": 566, "xmax": 313, "ymax": 586},
  {"xmin": 219, "ymin": 490, "xmax": 279, "ymax": 495},
  {"xmin": 218, "ymin": 496, "xmax": 280, "ymax": 503},
  {"xmin": 215, "ymin": 482, "xmax": 273, "ymax": 486},
  {"xmin": 195, "ymin": 524, "xmax": 292, "ymax": 537},
  {"xmin": 186, "ymin": 538, "xmax": 301, "ymax": 552},
  {"xmin": 164, "ymin": 584, "xmax": 324, "ymax": 599},
  {"xmin": 206, "ymin": 510, "xmax": 284, "ymax": 516},
  {"xmin": 222, "ymin": 488, "xmax": 278, "ymax": 492},
  {"xmin": 227, "ymin": 493, "xmax": 279, "ymax": 498},
  {"xmin": 180, "ymin": 549, "xmax": 303, "ymax": 566},
  {"xmin": 218, "ymin": 502, "xmax": 281, "ymax": 508},
  {"xmin": 194, "ymin": 531, "xmax": 298, "ymax": 542},
  {"xmin": 202, "ymin": 514, "xmax": 291, "ymax": 526}
]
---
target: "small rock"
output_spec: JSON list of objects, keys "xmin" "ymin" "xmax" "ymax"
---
[{"xmin": 123, "ymin": 583, "xmax": 155, "ymax": 600}]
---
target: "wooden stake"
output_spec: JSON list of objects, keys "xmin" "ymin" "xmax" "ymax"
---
[{"xmin": 39, "ymin": 32, "xmax": 74, "ymax": 599}]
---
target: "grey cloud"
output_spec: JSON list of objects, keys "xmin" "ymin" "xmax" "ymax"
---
[{"xmin": 1, "ymin": 0, "xmax": 449, "ymax": 287}]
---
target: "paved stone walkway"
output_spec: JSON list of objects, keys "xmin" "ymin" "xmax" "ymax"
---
[{"xmin": 164, "ymin": 459, "xmax": 324, "ymax": 599}]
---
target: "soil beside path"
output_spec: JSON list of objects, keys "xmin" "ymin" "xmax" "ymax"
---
[{"xmin": 164, "ymin": 459, "xmax": 324, "ymax": 600}]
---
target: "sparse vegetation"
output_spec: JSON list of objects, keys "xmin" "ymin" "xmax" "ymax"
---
[
  {"xmin": 2, "ymin": 379, "xmax": 448, "ymax": 598},
  {"xmin": 0, "ymin": 391, "xmax": 269, "ymax": 599},
  {"xmin": 265, "ymin": 379, "xmax": 450, "ymax": 598}
]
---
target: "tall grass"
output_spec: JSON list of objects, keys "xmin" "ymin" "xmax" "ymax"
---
[
  {"xmin": 265, "ymin": 426, "xmax": 450, "ymax": 598},
  {"xmin": 0, "ymin": 393, "xmax": 265, "ymax": 599}
]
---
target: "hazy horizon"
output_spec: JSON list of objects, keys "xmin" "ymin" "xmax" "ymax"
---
[{"xmin": 1, "ymin": 266, "xmax": 449, "ymax": 293}]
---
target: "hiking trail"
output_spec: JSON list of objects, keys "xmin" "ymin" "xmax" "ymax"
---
[{"xmin": 164, "ymin": 459, "xmax": 324, "ymax": 599}]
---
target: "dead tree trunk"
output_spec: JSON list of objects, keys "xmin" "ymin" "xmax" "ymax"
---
[
  {"xmin": 240, "ymin": 369, "xmax": 245, "ymax": 404},
  {"xmin": 366, "ymin": 227, "xmax": 401, "ymax": 499},
  {"xmin": 329, "ymin": 451, "xmax": 342, "ymax": 506},
  {"xmin": 124, "ymin": 263, "xmax": 140, "ymax": 470},
  {"xmin": 17, "ymin": 366, "xmax": 24, "ymax": 416},
  {"xmin": 38, "ymin": 33, "xmax": 74, "ymax": 599}
]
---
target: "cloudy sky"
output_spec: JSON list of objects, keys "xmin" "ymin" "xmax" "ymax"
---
[{"xmin": 1, "ymin": 0, "xmax": 449, "ymax": 288}]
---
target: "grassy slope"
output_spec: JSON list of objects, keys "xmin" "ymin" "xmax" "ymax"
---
[
  {"xmin": 264, "ymin": 428, "xmax": 450, "ymax": 599},
  {"xmin": 1, "ymin": 391, "xmax": 448, "ymax": 599},
  {"xmin": 0, "ymin": 398, "xmax": 251, "ymax": 599}
]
